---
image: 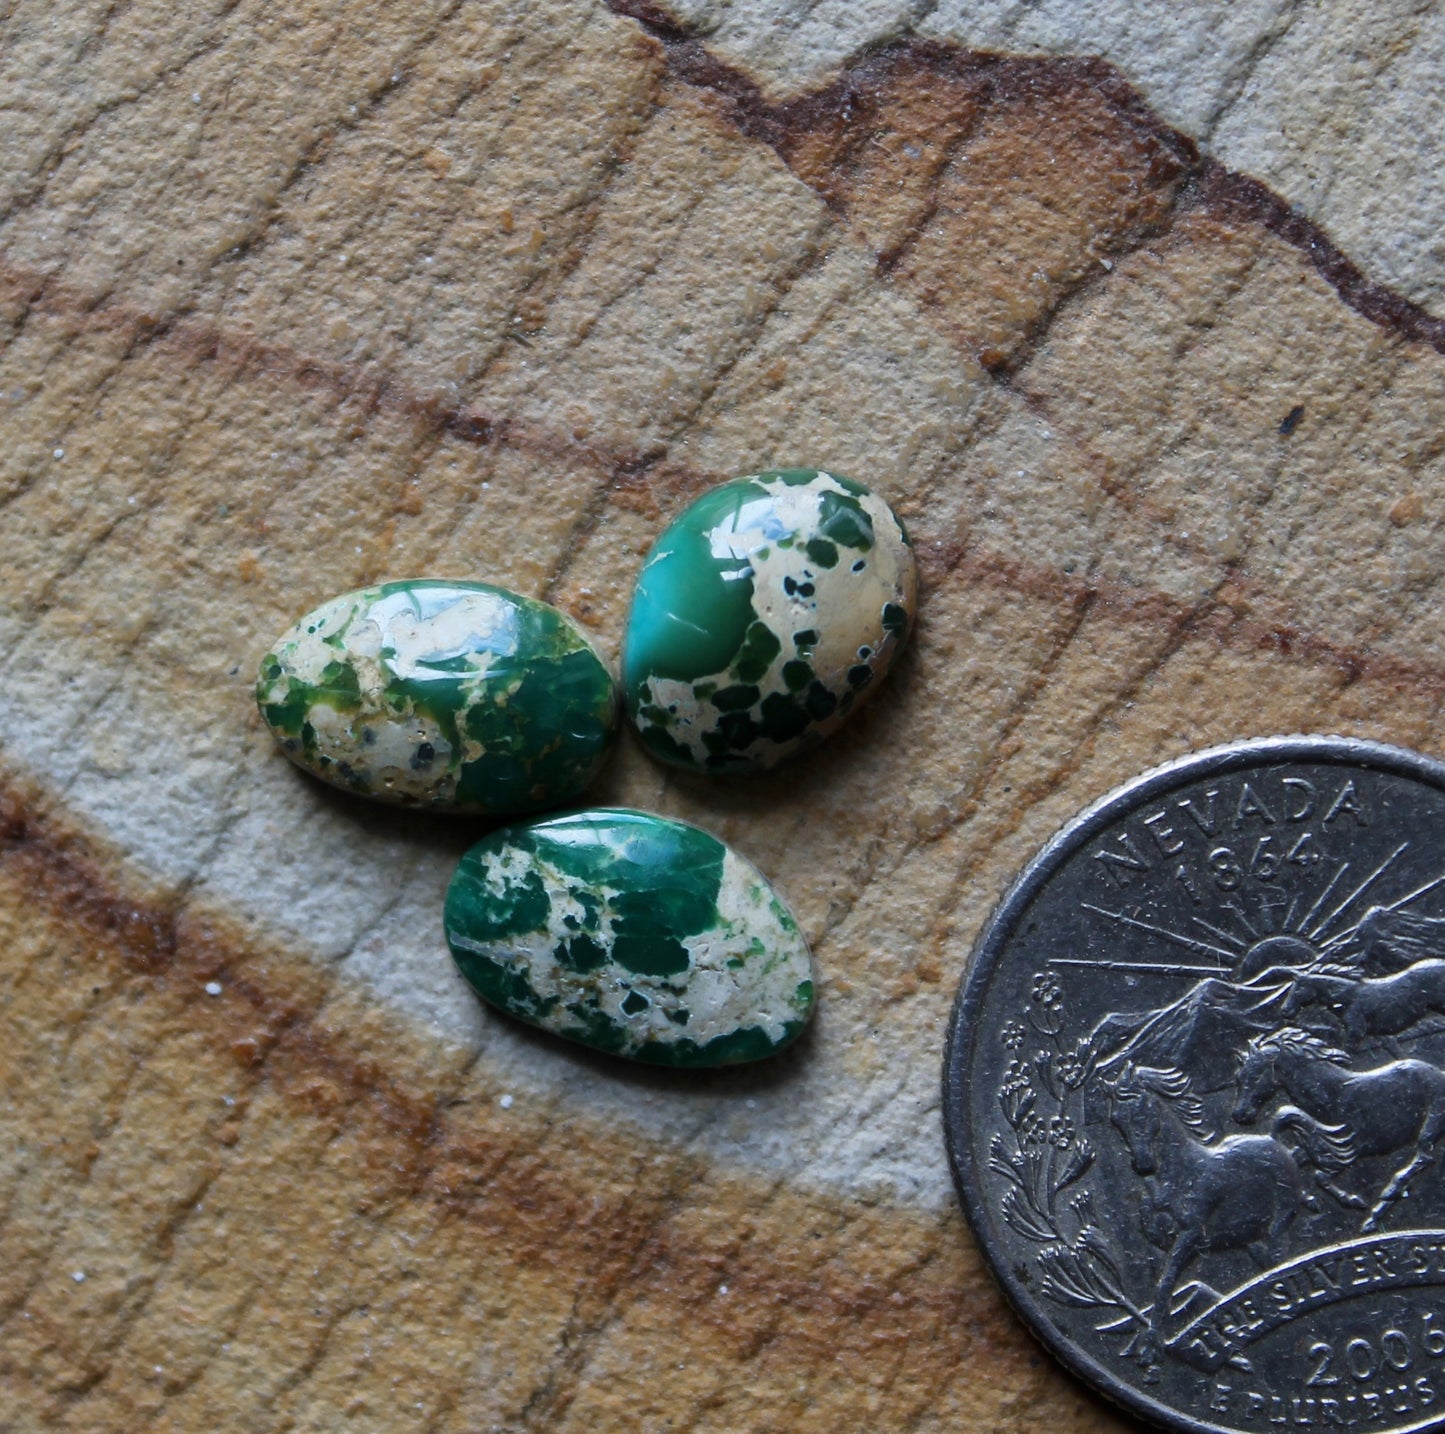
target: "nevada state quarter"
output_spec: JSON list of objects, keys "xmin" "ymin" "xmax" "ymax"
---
[{"xmin": 945, "ymin": 737, "xmax": 1445, "ymax": 1434}]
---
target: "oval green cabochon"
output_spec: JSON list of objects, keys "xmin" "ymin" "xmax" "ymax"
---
[
  {"xmin": 257, "ymin": 580, "xmax": 618, "ymax": 814},
  {"xmin": 623, "ymin": 469, "xmax": 916, "ymax": 774},
  {"xmin": 444, "ymin": 808, "xmax": 815, "ymax": 1066}
]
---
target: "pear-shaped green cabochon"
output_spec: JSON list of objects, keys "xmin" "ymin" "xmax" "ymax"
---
[
  {"xmin": 623, "ymin": 469, "xmax": 916, "ymax": 774},
  {"xmin": 445, "ymin": 809, "xmax": 814, "ymax": 1066},
  {"xmin": 257, "ymin": 580, "xmax": 617, "ymax": 814}
]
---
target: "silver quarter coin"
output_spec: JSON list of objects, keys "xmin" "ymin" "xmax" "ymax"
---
[{"xmin": 945, "ymin": 736, "xmax": 1445, "ymax": 1434}]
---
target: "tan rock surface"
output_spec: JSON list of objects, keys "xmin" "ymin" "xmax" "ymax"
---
[
  {"xmin": 2, "ymin": 1, "xmax": 1443, "ymax": 1429},
  {"xmin": 664, "ymin": 0, "xmax": 1445, "ymax": 313}
]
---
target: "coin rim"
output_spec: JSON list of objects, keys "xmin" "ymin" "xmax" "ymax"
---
[{"xmin": 943, "ymin": 735, "xmax": 1445, "ymax": 1434}]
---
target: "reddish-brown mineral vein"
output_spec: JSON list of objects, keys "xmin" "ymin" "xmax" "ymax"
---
[
  {"xmin": 606, "ymin": 0, "xmax": 1445, "ymax": 359},
  {"xmin": 923, "ymin": 541, "xmax": 1445, "ymax": 698},
  {"xmin": 4, "ymin": 19, "xmax": 1443, "ymax": 694},
  {"xmin": 2, "ymin": 253, "xmax": 1440, "ymax": 707},
  {"xmin": 0, "ymin": 259, "xmax": 664, "ymax": 492},
  {"xmin": 5, "ymin": 17, "xmax": 1440, "ymax": 1423},
  {"xmin": 0, "ymin": 782, "xmax": 1016, "ymax": 1382}
]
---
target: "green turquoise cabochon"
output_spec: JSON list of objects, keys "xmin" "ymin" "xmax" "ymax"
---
[
  {"xmin": 444, "ymin": 809, "xmax": 815, "ymax": 1066},
  {"xmin": 622, "ymin": 468, "xmax": 917, "ymax": 774},
  {"xmin": 256, "ymin": 580, "xmax": 618, "ymax": 815}
]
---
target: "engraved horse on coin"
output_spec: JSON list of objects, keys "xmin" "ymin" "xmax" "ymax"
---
[
  {"xmin": 1280, "ymin": 908, "xmax": 1445, "ymax": 1042},
  {"xmin": 1232, "ymin": 1027, "xmax": 1445, "ymax": 1230},
  {"xmin": 1284, "ymin": 960, "xmax": 1445, "ymax": 1042},
  {"xmin": 1104, "ymin": 1062, "xmax": 1311, "ymax": 1333},
  {"xmin": 1356, "ymin": 906, "xmax": 1445, "ymax": 975},
  {"xmin": 946, "ymin": 741, "xmax": 1445, "ymax": 1434}
]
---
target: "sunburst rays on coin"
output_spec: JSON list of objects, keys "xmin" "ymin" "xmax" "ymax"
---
[{"xmin": 1060, "ymin": 840, "xmax": 1445, "ymax": 985}]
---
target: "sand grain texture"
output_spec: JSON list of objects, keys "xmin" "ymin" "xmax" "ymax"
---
[{"xmin": 2, "ymin": 1, "xmax": 1443, "ymax": 1430}]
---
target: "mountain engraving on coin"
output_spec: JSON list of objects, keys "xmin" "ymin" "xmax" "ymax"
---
[{"xmin": 945, "ymin": 738, "xmax": 1445, "ymax": 1434}]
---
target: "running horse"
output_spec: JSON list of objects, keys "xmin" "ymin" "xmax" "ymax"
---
[
  {"xmin": 1286, "ymin": 960, "xmax": 1445, "ymax": 1043},
  {"xmin": 1107, "ymin": 1064, "xmax": 1311, "ymax": 1330},
  {"xmin": 1233, "ymin": 1028, "xmax": 1445, "ymax": 1231}
]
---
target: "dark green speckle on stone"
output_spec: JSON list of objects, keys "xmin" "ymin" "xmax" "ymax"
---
[
  {"xmin": 622, "ymin": 469, "xmax": 917, "ymax": 775},
  {"xmin": 444, "ymin": 809, "xmax": 814, "ymax": 1067}
]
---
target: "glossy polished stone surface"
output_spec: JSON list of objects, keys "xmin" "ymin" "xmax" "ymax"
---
[
  {"xmin": 256, "ymin": 581, "xmax": 617, "ymax": 814},
  {"xmin": 445, "ymin": 809, "xmax": 814, "ymax": 1066},
  {"xmin": 623, "ymin": 469, "xmax": 917, "ymax": 773}
]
